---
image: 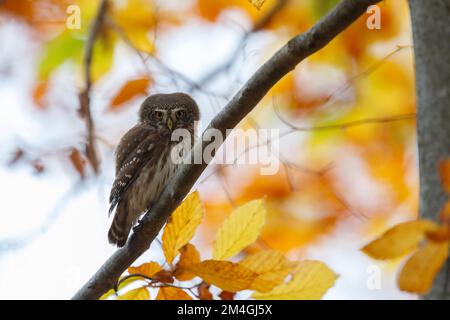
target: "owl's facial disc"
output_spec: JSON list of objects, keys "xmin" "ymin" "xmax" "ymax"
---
[
  {"xmin": 170, "ymin": 108, "xmax": 188, "ymax": 129},
  {"xmin": 151, "ymin": 109, "xmax": 167, "ymax": 128}
]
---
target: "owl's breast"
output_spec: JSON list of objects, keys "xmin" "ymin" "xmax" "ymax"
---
[{"xmin": 128, "ymin": 147, "xmax": 178, "ymax": 214}]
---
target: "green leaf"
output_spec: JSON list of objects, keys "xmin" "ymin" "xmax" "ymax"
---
[
  {"xmin": 38, "ymin": 31, "xmax": 84, "ymax": 80},
  {"xmin": 38, "ymin": 30, "xmax": 115, "ymax": 81}
]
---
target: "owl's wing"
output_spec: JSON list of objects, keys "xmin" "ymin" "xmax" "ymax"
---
[
  {"xmin": 108, "ymin": 126, "xmax": 162, "ymax": 215},
  {"xmin": 114, "ymin": 124, "xmax": 152, "ymax": 173}
]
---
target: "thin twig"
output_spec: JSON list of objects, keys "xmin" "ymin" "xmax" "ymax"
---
[
  {"xmin": 196, "ymin": 0, "xmax": 288, "ymax": 89},
  {"xmin": 232, "ymin": 110, "xmax": 416, "ymax": 166},
  {"xmin": 79, "ymin": 0, "xmax": 108, "ymax": 174},
  {"xmin": 106, "ymin": 16, "xmax": 228, "ymax": 100},
  {"xmin": 320, "ymin": 44, "xmax": 411, "ymax": 107},
  {"xmin": 115, "ymin": 273, "xmax": 200, "ymax": 292},
  {"xmin": 274, "ymin": 105, "xmax": 416, "ymax": 132}
]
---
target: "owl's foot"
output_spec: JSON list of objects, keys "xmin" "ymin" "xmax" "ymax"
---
[
  {"xmin": 133, "ymin": 219, "xmax": 145, "ymax": 232},
  {"xmin": 133, "ymin": 208, "xmax": 152, "ymax": 233}
]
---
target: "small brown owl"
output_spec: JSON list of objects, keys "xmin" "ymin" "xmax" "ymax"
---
[{"xmin": 108, "ymin": 92, "xmax": 200, "ymax": 247}]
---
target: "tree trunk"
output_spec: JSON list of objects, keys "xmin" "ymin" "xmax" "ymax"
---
[{"xmin": 409, "ymin": 0, "xmax": 450, "ymax": 299}]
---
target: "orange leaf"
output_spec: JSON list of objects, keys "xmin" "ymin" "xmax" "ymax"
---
[
  {"xmin": 174, "ymin": 244, "xmax": 201, "ymax": 281},
  {"xmin": 439, "ymin": 159, "xmax": 450, "ymax": 194},
  {"xmin": 426, "ymin": 226, "xmax": 450, "ymax": 243},
  {"xmin": 362, "ymin": 220, "xmax": 439, "ymax": 259},
  {"xmin": 189, "ymin": 260, "xmax": 258, "ymax": 292},
  {"xmin": 152, "ymin": 270, "xmax": 174, "ymax": 284},
  {"xmin": 156, "ymin": 287, "xmax": 192, "ymax": 300},
  {"xmin": 439, "ymin": 200, "xmax": 450, "ymax": 226},
  {"xmin": 197, "ymin": 282, "xmax": 213, "ymax": 300},
  {"xmin": 398, "ymin": 241, "xmax": 450, "ymax": 294},
  {"xmin": 32, "ymin": 81, "xmax": 48, "ymax": 110},
  {"xmin": 69, "ymin": 148, "xmax": 86, "ymax": 178},
  {"xmin": 127, "ymin": 261, "xmax": 162, "ymax": 278},
  {"xmin": 219, "ymin": 291, "xmax": 235, "ymax": 300},
  {"xmin": 110, "ymin": 77, "xmax": 151, "ymax": 109}
]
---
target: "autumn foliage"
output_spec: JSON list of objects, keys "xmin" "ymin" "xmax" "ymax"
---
[
  {"xmin": 101, "ymin": 192, "xmax": 336, "ymax": 300},
  {"xmin": 363, "ymin": 161, "xmax": 450, "ymax": 294}
]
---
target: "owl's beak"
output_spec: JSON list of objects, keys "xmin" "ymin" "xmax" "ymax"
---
[{"xmin": 167, "ymin": 118, "xmax": 173, "ymax": 130}]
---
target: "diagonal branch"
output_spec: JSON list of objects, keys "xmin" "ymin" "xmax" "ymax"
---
[
  {"xmin": 72, "ymin": 0, "xmax": 381, "ymax": 300},
  {"xmin": 195, "ymin": 0, "xmax": 288, "ymax": 88},
  {"xmin": 78, "ymin": 0, "xmax": 108, "ymax": 174}
]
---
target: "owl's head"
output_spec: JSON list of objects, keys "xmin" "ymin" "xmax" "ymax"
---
[{"xmin": 139, "ymin": 93, "xmax": 200, "ymax": 131}]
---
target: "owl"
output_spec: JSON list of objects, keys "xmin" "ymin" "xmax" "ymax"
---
[{"xmin": 108, "ymin": 92, "xmax": 200, "ymax": 247}]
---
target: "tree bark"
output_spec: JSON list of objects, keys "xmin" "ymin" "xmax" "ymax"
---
[{"xmin": 409, "ymin": 0, "xmax": 450, "ymax": 299}]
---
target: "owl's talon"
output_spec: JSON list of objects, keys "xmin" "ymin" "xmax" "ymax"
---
[
  {"xmin": 133, "ymin": 224, "xmax": 142, "ymax": 233},
  {"xmin": 132, "ymin": 218, "xmax": 145, "ymax": 233}
]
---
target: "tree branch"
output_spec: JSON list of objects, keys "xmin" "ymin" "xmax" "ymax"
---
[
  {"xmin": 78, "ymin": 0, "xmax": 108, "ymax": 174},
  {"xmin": 195, "ymin": 0, "xmax": 288, "ymax": 88},
  {"xmin": 72, "ymin": 0, "xmax": 381, "ymax": 300}
]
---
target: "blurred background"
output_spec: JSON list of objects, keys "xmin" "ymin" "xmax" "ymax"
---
[{"xmin": 0, "ymin": 0, "xmax": 417, "ymax": 299}]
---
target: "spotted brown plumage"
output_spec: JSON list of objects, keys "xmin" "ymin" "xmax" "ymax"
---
[{"xmin": 108, "ymin": 93, "xmax": 200, "ymax": 247}]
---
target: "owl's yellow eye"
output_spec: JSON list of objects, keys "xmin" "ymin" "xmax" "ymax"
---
[
  {"xmin": 175, "ymin": 110, "xmax": 185, "ymax": 119},
  {"xmin": 154, "ymin": 111, "xmax": 164, "ymax": 120}
]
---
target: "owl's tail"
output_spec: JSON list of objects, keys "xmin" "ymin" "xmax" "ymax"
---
[{"xmin": 108, "ymin": 202, "xmax": 132, "ymax": 247}]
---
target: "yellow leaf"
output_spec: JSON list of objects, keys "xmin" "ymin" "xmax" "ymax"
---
[
  {"xmin": 398, "ymin": 241, "xmax": 450, "ymax": 294},
  {"xmin": 248, "ymin": 0, "xmax": 266, "ymax": 10},
  {"xmin": 362, "ymin": 220, "xmax": 439, "ymax": 259},
  {"xmin": 156, "ymin": 287, "xmax": 192, "ymax": 300},
  {"xmin": 100, "ymin": 289, "xmax": 115, "ymax": 300},
  {"xmin": 128, "ymin": 261, "xmax": 162, "ymax": 278},
  {"xmin": 213, "ymin": 199, "xmax": 266, "ymax": 260},
  {"xmin": 112, "ymin": 0, "xmax": 156, "ymax": 54},
  {"xmin": 117, "ymin": 287, "xmax": 150, "ymax": 300},
  {"xmin": 174, "ymin": 244, "xmax": 201, "ymax": 281},
  {"xmin": 240, "ymin": 250, "xmax": 295, "ymax": 292},
  {"xmin": 99, "ymin": 276, "xmax": 143, "ymax": 300},
  {"xmin": 162, "ymin": 191, "xmax": 204, "ymax": 264},
  {"xmin": 253, "ymin": 260, "xmax": 337, "ymax": 300},
  {"xmin": 126, "ymin": 30, "xmax": 155, "ymax": 54},
  {"xmin": 189, "ymin": 260, "xmax": 258, "ymax": 292}
]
